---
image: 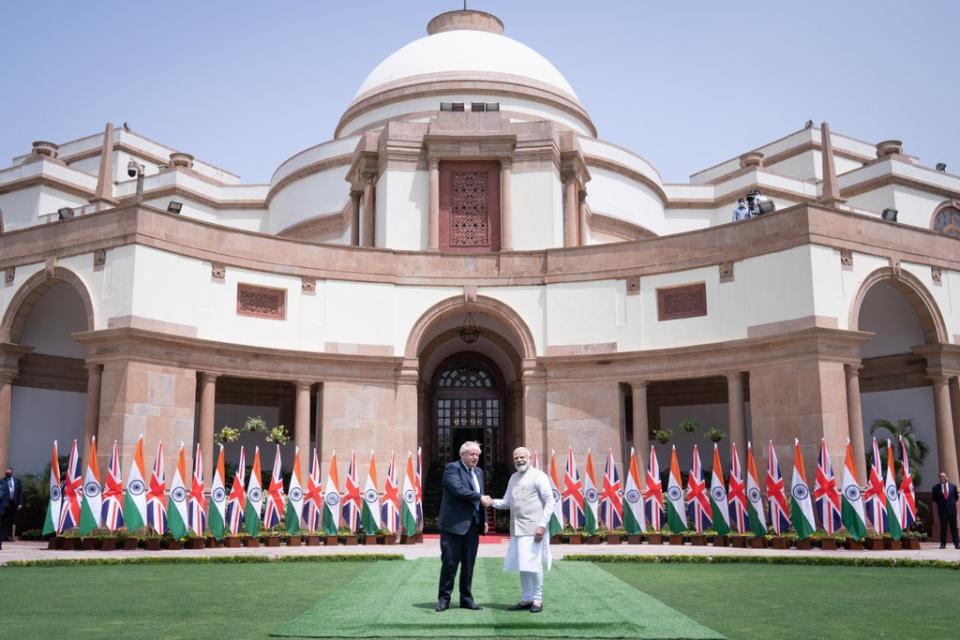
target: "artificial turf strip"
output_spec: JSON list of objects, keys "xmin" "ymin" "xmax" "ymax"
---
[
  {"xmin": 0, "ymin": 561, "xmax": 369, "ymax": 640},
  {"xmin": 272, "ymin": 558, "xmax": 723, "ymax": 639},
  {"xmin": 602, "ymin": 563, "xmax": 960, "ymax": 640}
]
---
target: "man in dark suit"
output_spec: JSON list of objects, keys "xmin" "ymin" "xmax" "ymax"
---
[
  {"xmin": 932, "ymin": 471, "xmax": 959, "ymax": 549},
  {"xmin": 436, "ymin": 441, "xmax": 488, "ymax": 612},
  {"xmin": 1, "ymin": 467, "xmax": 23, "ymax": 544}
]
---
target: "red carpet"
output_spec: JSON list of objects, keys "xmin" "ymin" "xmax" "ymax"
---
[{"xmin": 421, "ymin": 533, "xmax": 509, "ymax": 544}]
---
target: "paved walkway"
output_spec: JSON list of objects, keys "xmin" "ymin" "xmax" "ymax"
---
[{"xmin": 2, "ymin": 538, "xmax": 959, "ymax": 565}]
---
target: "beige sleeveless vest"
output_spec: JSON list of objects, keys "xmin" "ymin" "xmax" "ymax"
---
[{"xmin": 510, "ymin": 469, "xmax": 544, "ymax": 536}]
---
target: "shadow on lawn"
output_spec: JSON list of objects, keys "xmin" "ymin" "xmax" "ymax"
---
[{"xmin": 412, "ymin": 602, "xmax": 513, "ymax": 611}]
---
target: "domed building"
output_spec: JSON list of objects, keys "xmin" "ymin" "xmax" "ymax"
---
[{"xmin": 0, "ymin": 10, "xmax": 958, "ymax": 519}]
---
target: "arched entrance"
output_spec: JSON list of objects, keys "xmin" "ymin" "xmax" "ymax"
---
[{"xmin": 432, "ymin": 352, "xmax": 504, "ymax": 479}]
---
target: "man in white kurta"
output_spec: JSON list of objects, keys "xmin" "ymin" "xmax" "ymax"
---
[{"xmin": 489, "ymin": 447, "xmax": 556, "ymax": 613}]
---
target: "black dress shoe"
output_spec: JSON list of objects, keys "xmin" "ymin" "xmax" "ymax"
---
[
  {"xmin": 435, "ymin": 602, "xmax": 448, "ymax": 612},
  {"xmin": 530, "ymin": 603, "xmax": 543, "ymax": 613},
  {"xmin": 939, "ymin": 544, "xmax": 947, "ymax": 549},
  {"xmin": 460, "ymin": 602, "xmax": 482, "ymax": 610},
  {"xmin": 508, "ymin": 601, "xmax": 533, "ymax": 611}
]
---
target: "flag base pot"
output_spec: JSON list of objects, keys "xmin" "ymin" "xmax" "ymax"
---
[
  {"xmin": 382, "ymin": 535, "xmax": 396, "ymax": 545},
  {"xmin": 587, "ymin": 535, "xmax": 602, "ymax": 545},
  {"xmin": 605, "ymin": 534, "xmax": 622, "ymax": 544},
  {"xmin": 712, "ymin": 535, "xmax": 729, "ymax": 547},
  {"xmin": 341, "ymin": 535, "xmax": 358, "ymax": 546},
  {"xmin": 669, "ymin": 534, "xmax": 685, "ymax": 545},
  {"xmin": 100, "ymin": 537, "xmax": 118, "ymax": 551},
  {"xmin": 903, "ymin": 538, "xmax": 921, "ymax": 550},
  {"xmin": 122, "ymin": 537, "xmax": 140, "ymax": 550},
  {"xmin": 795, "ymin": 538, "xmax": 813, "ymax": 550},
  {"xmin": 223, "ymin": 536, "xmax": 242, "ymax": 548},
  {"xmin": 884, "ymin": 539, "xmax": 902, "ymax": 550},
  {"xmin": 730, "ymin": 536, "xmax": 747, "ymax": 548},
  {"xmin": 60, "ymin": 537, "xmax": 77, "ymax": 550},
  {"xmin": 322, "ymin": 535, "xmax": 338, "ymax": 546},
  {"xmin": 845, "ymin": 538, "xmax": 864, "ymax": 550},
  {"xmin": 363, "ymin": 535, "xmax": 378, "ymax": 546},
  {"xmin": 265, "ymin": 536, "xmax": 281, "ymax": 547},
  {"xmin": 305, "ymin": 535, "xmax": 323, "ymax": 546},
  {"xmin": 770, "ymin": 536, "xmax": 788, "ymax": 550},
  {"xmin": 749, "ymin": 537, "xmax": 766, "ymax": 548},
  {"xmin": 287, "ymin": 535, "xmax": 302, "ymax": 546},
  {"xmin": 567, "ymin": 534, "xmax": 582, "ymax": 545},
  {"xmin": 165, "ymin": 539, "xmax": 183, "ymax": 550},
  {"xmin": 186, "ymin": 538, "xmax": 205, "ymax": 550},
  {"xmin": 47, "ymin": 537, "xmax": 57, "ymax": 550},
  {"xmin": 243, "ymin": 537, "xmax": 261, "ymax": 548},
  {"xmin": 145, "ymin": 538, "xmax": 162, "ymax": 551},
  {"xmin": 820, "ymin": 538, "xmax": 838, "ymax": 551},
  {"xmin": 864, "ymin": 537, "xmax": 884, "ymax": 550},
  {"xmin": 627, "ymin": 534, "xmax": 642, "ymax": 544},
  {"xmin": 646, "ymin": 534, "xmax": 663, "ymax": 545},
  {"xmin": 690, "ymin": 534, "xmax": 706, "ymax": 546},
  {"xmin": 80, "ymin": 538, "xmax": 99, "ymax": 551}
]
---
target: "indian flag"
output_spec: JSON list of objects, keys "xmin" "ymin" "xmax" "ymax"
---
[
  {"xmin": 78, "ymin": 436, "xmax": 103, "ymax": 535},
  {"xmin": 709, "ymin": 444, "xmax": 730, "ymax": 535},
  {"xmin": 322, "ymin": 451, "xmax": 341, "ymax": 535},
  {"xmin": 666, "ymin": 446, "xmax": 687, "ymax": 533},
  {"xmin": 840, "ymin": 440, "xmax": 867, "ymax": 541},
  {"xmin": 167, "ymin": 443, "xmax": 190, "ymax": 540},
  {"xmin": 582, "ymin": 450, "xmax": 600, "ymax": 534},
  {"xmin": 286, "ymin": 446, "xmax": 305, "ymax": 535},
  {"xmin": 883, "ymin": 440, "xmax": 904, "ymax": 541},
  {"xmin": 245, "ymin": 447, "xmax": 264, "ymax": 536},
  {"xmin": 622, "ymin": 447, "xmax": 645, "ymax": 535},
  {"xmin": 789, "ymin": 439, "xmax": 816, "ymax": 539},
  {"xmin": 123, "ymin": 435, "xmax": 147, "ymax": 531},
  {"xmin": 208, "ymin": 445, "xmax": 227, "ymax": 540},
  {"xmin": 41, "ymin": 441, "xmax": 62, "ymax": 536},
  {"xmin": 401, "ymin": 451, "xmax": 418, "ymax": 536},
  {"xmin": 745, "ymin": 442, "xmax": 767, "ymax": 536},
  {"xmin": 547, "ymin": 450, "xmax": 565, "ymax": 537},
  {"xmin": 361, "ymin": 451, "xmax": 382, "ymax": 534},
  {"xmin": 264, "ymin": 445, "xmax": 285, "ymax": 529}
]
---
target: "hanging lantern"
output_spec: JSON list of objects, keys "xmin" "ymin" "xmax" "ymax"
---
[{"xmin": 458, "ymin": 311, "xmax": 481, "ymax": 344}]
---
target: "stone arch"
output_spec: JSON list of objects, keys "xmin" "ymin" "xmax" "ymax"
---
[
  {"xmin": 403, "ymin": 294, "xmax": 537, "ymax": 361},
  {"xmin": 849, "ymin": 266, "xmax": 948, "ymax": 345},
  {"xmin": 0, "ymin": 266, "xmax": 95, "ymax": 344}
]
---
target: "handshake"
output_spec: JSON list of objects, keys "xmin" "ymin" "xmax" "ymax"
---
[{"xmin": 480, "ymin": 495, "xmax": 494, "ymax": 507}]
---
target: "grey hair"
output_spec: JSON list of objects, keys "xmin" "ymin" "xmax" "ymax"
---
[
  {"xmin": 512, "ymin": 447, "xmax": 531, "ymax": 457},
  {"xmin": 459, "ymin": 441, "xmax": 482, "ymax": 455}
]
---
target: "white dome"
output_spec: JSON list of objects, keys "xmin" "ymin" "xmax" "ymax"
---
[{"xmin": 354, "ymin": 29, "xmax": 578, "ymax": 101}]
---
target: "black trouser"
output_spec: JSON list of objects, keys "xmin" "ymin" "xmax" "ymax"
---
[
  {"xmin": 939, "ymin": 510, "xmax": 958, "ymax": 546},
  {"xmin": 0, "ymin": 508, "xmax": 13, "ymax": 542},
  {"xmin": 438, "ymin": 522, "xmax": 480, "ymax": 605}
]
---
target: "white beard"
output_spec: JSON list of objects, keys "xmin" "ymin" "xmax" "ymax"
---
[{"xmin": 515, "ymin": 463, "xmax": 529, "ymax": 473}]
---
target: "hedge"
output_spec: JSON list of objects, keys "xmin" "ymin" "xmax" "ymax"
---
[
  {"xmin": 562, "ymin": 554, "xmax": 960, "ymax": 570},
  {"xmin": 3, "ymin": 553, "xmax": 404, "ymax": 569}
]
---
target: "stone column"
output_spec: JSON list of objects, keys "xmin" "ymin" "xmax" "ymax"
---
[
  {"xmin": 295, "ymin": 381, "xmax": 312, "ymax": 472},
  {"xmin": 726, "ymin": 372, "xmax": 747, "ymax": 452},
  {"xmin": 522, "ymin": 367, "xmax": 548, "ymax": 456},
  {"xmin": 82, "ymin": 363, "xmax": 103, "ymax": 467},
  {"xmin": 0, "ymin": 373, "xmax": 13, "ymax": 471},
  {"xmin": 631, "ymin": 381, "xmax": 649, "ymax": 460},
  {"xmin": 932, "ymin": 376, "xmax": 959, "ymax": 483},
  {"xmin": 362, "ymin": 175, "xmax": 376, "ymax": 248},
  {"xmin": 198, "ymin": 372, "xmax": 218, "ymax": 487},
  {"xmin": 350, "ymin": 190, "xmax": 362, "ymax": 246},
  {"xmin": 950, "ymin": 377, "xmax": 960, "ymax": 471},
  {"xmin": 578, "ymin": 190, "xmax": 588, "ymax": 246},
  {"xmin": 500, "ymin": 158, "xmax": 513, "ymax": 251},
  {"xmin": 428, "ymin": 160, "xmax": 440, "ymax": 251},
  {"xmin": 844, "ymin": 364, "xmax": 867, "ymax": 483},
  {"xmin": 563, "ymin": 176, "xmax": 578, "ymax": 247}
]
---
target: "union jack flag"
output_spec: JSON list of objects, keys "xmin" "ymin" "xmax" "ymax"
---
[
  {"xmin": 303, "ymin": 448, "xmax": 323, "ymax": 532},
  {"xmin": 381, "ymin": 451, "xmax": 402, "ymax": 533},
  {"xmin": 599, "ymin": 448, "xmax": 623, "ymax": 529},
  {"xmin": 643, "ymin": 445, "xmax": 663, "ymax": 530},
  {"xmin": 898, "ymin": 436, "xmax": 917, "ymax": 529},
  {"xmin": 188, "ymin": 443, "xmax": 206, "ymax": 536},
  {"xmin": 727, "ymin": 443, "xmax": 748, "ymax": 533},
  {"xmin": 342, "ymin": 451, "xmax": 361, "ymax": 532},
  {"xmin": 145, "ymin": 442, "xmax": 167, "ymax": 534},
  {"xmin": 264, "ymin": 445, "xmax": 285, "ymax": 529},
  {"xmin": 101, "ymin": 441, "xmax": 125, "ymax": 531},
  {"xmin": 58, "ymin": 439, "xmax": 83, "ymax": 533},
  {"xmin": 864, "ymin": 438, "xmax": 887, "ymax": 533},
  {"xmin": 225, "ymin": 446, "xmax": 246, "ymax": 534},
  {"xmin": 766, "ymin": 441, "xmax": 790, "ymax": 533},
  {"xmin": 686, "ymin": 445, "xmax": 712, "ymax": 533},
  {"xmin": 814, "ymin": 439, "xmax": 842, "ymax": 534},
  {"xmin": 562, "ymin": 448, "xmax": 585, "ymax": 529}
]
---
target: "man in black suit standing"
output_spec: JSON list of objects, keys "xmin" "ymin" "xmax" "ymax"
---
[
  {"xmin": 436, "ymin": 440, "xmax": 488, "ymax": 612},
  {"xmin": 932, "ymin": 471, "xmax": 959, "ymax": 549},
  {"xmin": 1, "ymin": 467, "xmax": 23, "ymax": 544}
]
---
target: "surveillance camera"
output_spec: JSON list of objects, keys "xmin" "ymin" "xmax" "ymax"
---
[{"xmin": 127, "ymin": 159, "xmax": 139, "ymax": 178}]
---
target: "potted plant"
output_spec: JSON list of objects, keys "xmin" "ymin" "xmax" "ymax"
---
[
  {"xmin": 287, "ymin": 529, "xmax": 303, "ymax": 546},
  {"xmin": 748, "ymin": 533, "xmax": 765, "ymax": 548},
  {"xmin": 185, "ymin": 532, "xmax": 205, "ymax": 550},
  {"xmin": 214, "ymin": 425, "xmax": 241, "ymax": 445},
  {"xmin": 647, "ymin": 528, "xmax": 668, "ymax": 545},
  {"xmin": 605, "ymin": 528, "xmax": 625, "ymax": 545},
  {"xmin": 99, "ymin": 528, "xmax": 120, "ymax": 551},
  {"xmin": 263, "ymin": 526, "xmax": 283, "ymax": 547},
  {"xmin": 705, "ymin": 428, "xmax": 726, "ymax": 443},
  {"xmin": 223, "ymin": 533, "xmax": 243, "ymax": 548},
  {"xmin": 587, "ymin": 526, "xmax": 603, "ymax": 545},
  {"xmin": 122, "ymin": 529, "xmax": 144, "ymax": 550},
  {"xmin": 80, "ymin": 535, "xmax": 100, "ymax": 551},
  {"xmin": 378, "ymin": 528, "xmax": 396, "ymax": 545},
  {"xmin": 668, "ymin": 530, "xmax": 685, "ymax": 545},
  {"xmin": 321, "ymin": 532, "xmax": 337, "ymax": 546},
  {"xmin": 144, "ymin": 531, "xmax": 162, "ymax": 551},
  {"xmin": 820, "ymin": 532, "xmax": 839, "ymax": 551},
  {"xmin": 690, "ymin": 528, "xmax": 707, "ymax": 546},
  {"xmin": 729, "ymin": 533, "xmax": 748, "ymax": 548},
  {"xmin": 864, "ymin": 535, "xmax": 884, "ymax": 551},
  {"xmin": 845, "ymin": 536, "xmax": 865, "ymax": 551},
  {"xmin": 362, "ymin": 530, "xmax": 379, "ymax": 546},
  {"xmin": 567, "ymin": 527, "xmax": 583, "ymax": 545},
  {"xmin": 883, "ymin": 535, "xmax": 902, "ymax": 551},
  {"xmin": 243, "ymin": 533, "xmax": 262, "ymax": 548},
  {"xmin": 653, "ymin": 429, "xmax": 672, "ymax": 445},
  {"xmin": 339, "ymin": 526, "xmax": 358, "ymax": 546},
  {"xmin": 165, "ymin": 535, "xmax": 184, "ymax": 550},
  {"xmin": 711, "ymin": 529, "xmax": 729, "ymax": 547},
  {"xmin": 767, "ymin": 533, "xmax": 787, "ymax": 549},
  {"xmin": 680, "ymin": 418, "xmax": 698, "ymax": 435},
  {"xmin": 902, "ymin": 529, "xmax": 924, "ymax": 550}
]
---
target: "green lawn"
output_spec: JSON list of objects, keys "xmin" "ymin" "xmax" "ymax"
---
[
  {"xmin": 603, "ymin": 562, "xmax": 960, "ymax": 640},
  {"xmin": 0, "ymin": 559, "xmax": 957, "ymax": 639}
]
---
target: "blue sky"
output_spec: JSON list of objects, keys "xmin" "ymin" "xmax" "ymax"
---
[{"xmin": 1, "ymin": 1, "xmax": 957, "ymax": 184}]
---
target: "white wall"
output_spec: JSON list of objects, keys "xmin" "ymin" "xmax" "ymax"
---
[
  {"xmin": 268, "ymin": 166, "xmax": 351, "ymax": 235},
  {"xmin": 9, "ymin": 387, "xmax": 86, "ymax": 474},
  {"xmin": 377, "ymin": 168, "xmax": 428, "ymax": 250},
  {"xmin": 18, "ymin": 283, "xmax": 87, "ymax": 357},
  {"xmin": 858, "ymin": 281, "xmax": 926, "ymax": 357},
  {"xmin": 861, "ymin": 387, "xmax": 939, "ymax": 486},
  {"xmin": 511, "ymin": 167, "xmax": 562, "ymax": 250}
]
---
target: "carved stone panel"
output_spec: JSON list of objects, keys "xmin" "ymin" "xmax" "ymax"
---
[
  {"xmin": 4, "ymin": 267, "xmax": 13, "ymax": 285},
  {"xmin": 439, "ymin": 161, "xmax": 500, "ymax": 252},
  {"xmin": 840, "ymin": 249, "xmax": 853, "ymax": 269},
  {"xmin": 93, "ymin": 249, "xmax": 107, "ymax": 269},
  {"xmin": 236, "ymin": 283, "xmax": 286, "ymax": 320},
  {"xmin": 301, "ymin": 277, "xmax": 316, "ymax": 294},
  {"xmin": 211, "ymin": 263, "xmax": 226, "ymax": 281},
  {"xmin": 719, "ymin": 261, "xmax": 734, "ymax": 283},
  {"xmin": 657, "ymin": 283, "xmax": 707, "ymax": 321}
]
